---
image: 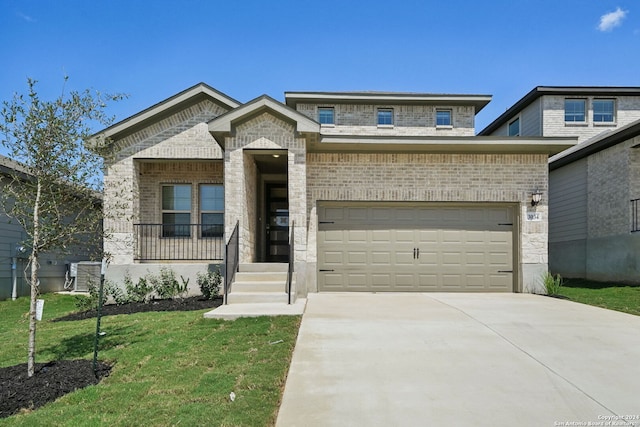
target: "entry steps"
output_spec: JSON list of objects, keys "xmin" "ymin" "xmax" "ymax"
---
[{"xmin": 226, "ymin": 263, "xmax": 292, "ymax": 305}]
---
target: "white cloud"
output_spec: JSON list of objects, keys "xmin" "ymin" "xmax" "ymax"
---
[
  {"xmin": 598, "ymin": 7, "xmax": 628, "ymax": 31},
  {"xmin": 17, "ymin": 11, "xmax": 35, "ymax": 23}
]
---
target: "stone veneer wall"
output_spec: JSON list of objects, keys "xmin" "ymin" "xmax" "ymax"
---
[
  {"xmin": 305, "ymin": 153, "xmax": 550, "ymax": 293},
  {"xmin": 295, "ymin": 103, "xmax": 475, "ymax": 136},
  {"xmin": 104, "ymin": 100, "xmax": 227, "ymax": 265}
]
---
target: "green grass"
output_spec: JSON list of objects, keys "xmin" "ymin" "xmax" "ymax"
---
[
  {"xmin": 0, "ymin": 293, "xmax": 301, "ymax": 426},
  {"xmin": 559, "ymin": 278, "xmax": 640, "ymax": 316}
]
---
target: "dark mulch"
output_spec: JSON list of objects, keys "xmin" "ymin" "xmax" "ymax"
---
[
  {"xmin": 2, "ymin": 296, "xmax": 222, "ymax": 420},
  {"xmin": 53, "ymin": 296, "xmax": 223, "ymax": 322},
  {"xmin": 0, "ymin": 360, "xmax": 111, "ymax": 419}
]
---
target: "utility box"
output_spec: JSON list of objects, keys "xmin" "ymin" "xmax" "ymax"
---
[{"xmin": 69, "ymin": 261, "xmax": 102, "ymax": 292}]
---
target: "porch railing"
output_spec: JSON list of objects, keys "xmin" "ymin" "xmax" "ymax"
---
[
  {"xmin": 224, "ymin": 221, "xmax": 240, "ymax": 305},
  {"xmin": 286, "ymin": 221, "xmax": 294, "ymax": 305},
  {"xmin": 134, "ymin": 224, "xmax": 224, "ymax": 261},
  {"xmin": 632, "ymin": 199, "xmax": 640, "ymax": 232}
]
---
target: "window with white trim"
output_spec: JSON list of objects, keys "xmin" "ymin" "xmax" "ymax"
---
[
  {"xmin": 377, "ymin": 108, "xmax": 393, "ymax": 126},
  {"xmin": 162, "ymin": 184, "xmax": 191, "ymax": 237},
  {"xmin": 508, "ymin": 117, "xmax": 520, "ymax": 136},
  {"xmin": 565, "ymin": 99, "xmax": 586, "ymax": 123},
  {"xmin": 318, "ymin": 107, "xmax": 335, "ymax": 125},
  {"xmin": 436, "ymin": 109, "xmax": 452, "ymax": 127},
  {"xmin": 200, "ymin": 184, "xmax": 224, "ymax": 237},
  {"xmin": 593, "ymin": 99, "xmax": 615, "ymax": 123}
]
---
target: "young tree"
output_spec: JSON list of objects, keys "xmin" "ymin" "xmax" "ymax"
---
[{"xmin": 0, "ymin": 78, "xmax": 124, "ymax": 377}]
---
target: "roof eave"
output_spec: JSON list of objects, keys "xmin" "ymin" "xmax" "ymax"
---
[
  {"xmin": 285, "ymin": 92, "xmax": 492, "ymax": 114},
  {"xmin": 91, "ymin": 83, "xmax": 241, "ymax": 145}
]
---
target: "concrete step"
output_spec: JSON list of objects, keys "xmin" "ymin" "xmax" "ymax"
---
[
  {"xmin": 239, "ymin": 263, "xmax": 288, "ymax": 273},
  {"xmin": 226, "ymin": 291, "xmax": 289, "ymax": 304},
  {"xmin": 234, "ymin": 271, "xmax": 287, "ymax": 282},
  {"xmin": 232, "ymin": 281, "xmax": 286, "ymax": 292}
]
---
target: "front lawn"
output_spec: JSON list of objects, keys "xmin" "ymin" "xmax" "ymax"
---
[
  {"xmin": 0, "ymin": 293, "xmax": 300, "ymax": 426},
  {"xmin": 559, "ymin": 278, "xmax": 640, "ymax": 316}
]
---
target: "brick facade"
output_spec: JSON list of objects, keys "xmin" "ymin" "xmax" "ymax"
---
[
  {"xmin": 100, "ymin": 84, "xmax": 565, "ymax": 295},
  {"xmin": 296, "ymin": 103, "xmax": 475, "ymax": 136}
]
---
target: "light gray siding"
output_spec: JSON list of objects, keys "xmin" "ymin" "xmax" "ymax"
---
[
  {"xmin": 521, "ymin": 98, "xmax": 542, "ymax": 136},
  {"xmin": 549, "ymin": 158, "xmax": 587, "ymax": 243},
  {"xmin": 1, "ymin": 178, "xmax": 101, "ymax": 300}
]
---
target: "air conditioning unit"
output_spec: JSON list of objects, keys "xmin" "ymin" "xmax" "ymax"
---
[{"xmin": 69, "ymin": 261, "xmax": 102, "ymax": 292}]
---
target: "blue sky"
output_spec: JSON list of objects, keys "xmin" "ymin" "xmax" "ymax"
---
[{"xmin": 1, "ymin": 0, "xmax": 638, "ymax": 138}]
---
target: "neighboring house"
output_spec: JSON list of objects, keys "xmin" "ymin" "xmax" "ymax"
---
[
  {"xmin": 0, "ymin": 155, "xmax": 101, "ymax": 300},
  {"xmin": 480, "ymin": 86, "xmax": 640, "ymax": 283},
  {"xmin": 95, "ymin": 83, "xmax": 573, "ymax": 300}
]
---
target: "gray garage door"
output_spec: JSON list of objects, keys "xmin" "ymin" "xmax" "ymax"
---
[{"xmin": 318, "ymin": 203, "xmax": 515, "ymax": 292}]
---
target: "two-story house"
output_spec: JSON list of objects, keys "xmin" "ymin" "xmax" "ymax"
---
[
  {"xmin": 95, "ymin": 83, "xmax": 573, "ymax": 302},
  {"xmin": 480, "ymin": 86, "xmax": 640, "ymax": 283}
]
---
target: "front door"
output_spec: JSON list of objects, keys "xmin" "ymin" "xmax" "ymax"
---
[{"xmin": 265, "ymin": 184, "xmax": 289, "ymax": 262}]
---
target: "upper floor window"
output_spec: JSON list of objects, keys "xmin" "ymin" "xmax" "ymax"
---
[
  {"xmin": 593, "ymin": 99, "xmax": 615, "ymax": 123},
  {"xmin": 318, "ymin": 107, "xmax": 335, "ymax": 125},
  {"xmin": 162, "ymin": 184, "xmax": 191, "ymax": 237},
  {"xmin": 565, "ymin": 99, "xmax": 586, "ymax": 123},
  {"xmin": 200, "ymin": 184, "xmax": 224, "ymax": 237},
  {"xmin": 508, "ymin": 117, "xmax": 520, "ymax": 136},
  {"xmin": 436, "ymin": 110, "xmax": 452, "ymax": 127},
  {"xmin": 377, "ymin": 108, "xmax": 393, "ymax": 126}
]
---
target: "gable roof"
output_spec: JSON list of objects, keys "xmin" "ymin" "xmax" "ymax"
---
[
  {"xmin": 549, "ymin": 118, "xmax": 640, "ymax": 170},
  {"xmin": 208, "ymin": 95, "xmax": 320, "ymax": 147},
  {"xmin": 479, "ymin": 86, "xmax": 640, "ymax": 136},
  {"xmin": 93, "ymin": 82, "xmax": 241, "ymax": 142},
  {"xmin": 285, "ymin": 91, "xmax": 492, "ymax": 113}
]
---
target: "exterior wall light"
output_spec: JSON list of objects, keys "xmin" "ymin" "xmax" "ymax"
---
[{"xmin": 531, "ymin": 191, "xmax": 542, "ymax": 207}]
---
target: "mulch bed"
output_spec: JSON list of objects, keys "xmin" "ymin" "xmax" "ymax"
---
[
  {"xmin": 53, "ymin": 296, "xmax": 223, "ymax": 322},
  {"xmin": 2, "ymin": 296, "xmax": 223, "ymax": 419},
  {"xmin": 0, "ymin": 360, "xmax": 111, "ymax": 419}
]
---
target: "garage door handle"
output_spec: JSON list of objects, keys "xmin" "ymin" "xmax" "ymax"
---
[
  {"xmin": 319, "ymin": 269, "xmax": 335, "ymax": 272},
  {"xmin": 319, "ymin": 221, "xmax": 335, "ymax": 224},
  {"xmin": 498, "ymin": 270, "xmax": 513, "ymax": 273},
  {"xmin": 416, "ymin": 248, "xmax": 419, "ymax": 259}
]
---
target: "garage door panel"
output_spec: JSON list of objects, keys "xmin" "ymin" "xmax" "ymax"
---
[{"xmin": 318, "ymin": 204, "xmax": 514, "ymax": 292}]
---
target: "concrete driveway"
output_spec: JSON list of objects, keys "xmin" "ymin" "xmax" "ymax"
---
[{"xmin": 276, "ymin": 293, "xmax": 640, "ymax": 427}]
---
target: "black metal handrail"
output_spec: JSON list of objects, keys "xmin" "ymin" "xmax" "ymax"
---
[
  {"xmin": 286, "ymin": 221, "xmax": 294, "ymax": 305},
  {"xmin": 224, "ymin": 221, "xmax": 239, "ymax": 305},
  {"xmin": 134, "ymin": 224, "xmax": 224, "ymax": 261},
  {"xmin": 632, "ymin": 199, "xmax": 640, "ymax": 232}
]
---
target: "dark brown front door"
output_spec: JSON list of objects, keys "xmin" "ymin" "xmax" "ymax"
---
[{"xmin": 265, "ymin": 184, "xmax": 289, "ymax": 262}]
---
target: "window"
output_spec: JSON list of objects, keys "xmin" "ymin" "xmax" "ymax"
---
[
  {"xmin": 377, "ymin": 108, "xmax": 393, "ymax": 126},
  {"xmin": 565, "ymin": 99, "xmax": 586, "ymax": 123},
  {"xmin": 318, "ymin": 107, "xmax": 335, "ymax": 125},
  {"xmin": 162, "ymin": 185, "xmax": 191, "ymax": 237},
  {"xmin": 200, "ymin": 184, "xmax": 224, "ymax": 237},
  {"xmin": 593, "ymin": 99, "xmax": 615, "ymax": 123},
  {"xmin": 436, "ymin": 110, "xmax": 452, "ymax": 127},
  {"xmin": 508, "ymin": 117, "xmax": 520, "ymax": 136}
]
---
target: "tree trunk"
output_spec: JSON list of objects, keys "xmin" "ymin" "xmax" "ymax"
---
[{"xmin": 27, "ymin": 179, "xmax": 42, "ymax": 378}]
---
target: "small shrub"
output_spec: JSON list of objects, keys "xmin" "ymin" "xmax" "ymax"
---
[
  {"xmin": 197, "ymin": 268, "xmax": 222, "ymax": 300},
  {"xmin": 543, "ymin": 271, "xmax": 563, "ymax": 296},
  {"xmin": 177, "ymin": 276, "xmax": 190, "ymax": 299},
  {"xmin": 125, "ymin": 273, "xmax": 153, "ymax": 303},
  {"xmin": 104, "ymin": 280, "xmax": 128, "ymax": 305},
  {"xmin": 149, "ymin": 267, "xmax": 182, "ymax": 300},
  {"xmin": 74, "ymin": 279, "xmax": 108, "ymax": 311}
]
